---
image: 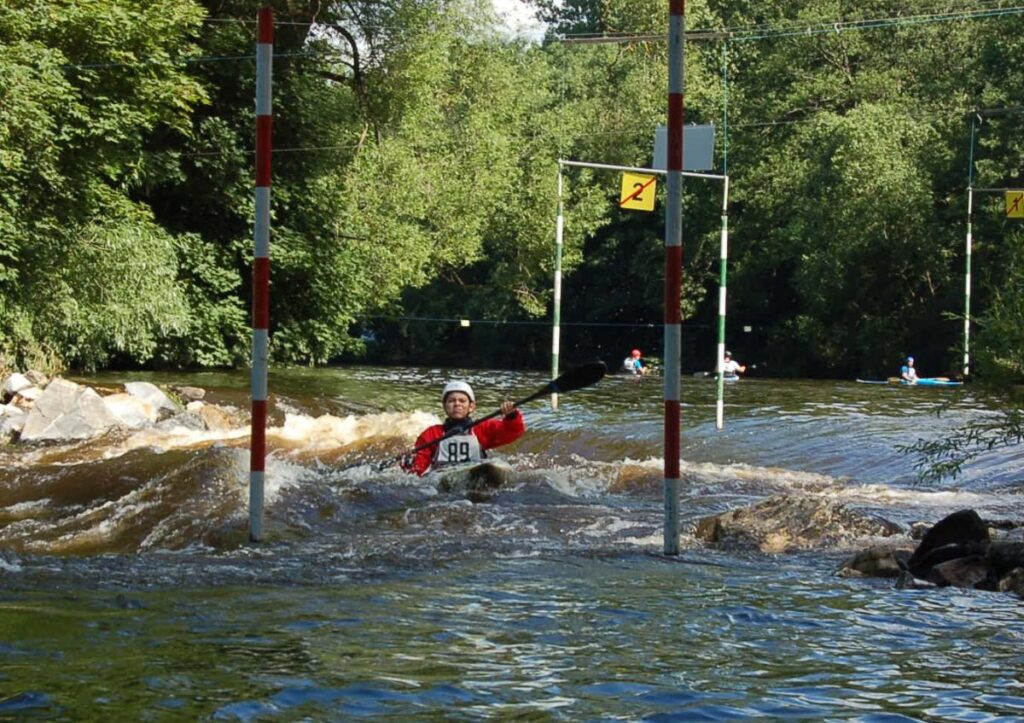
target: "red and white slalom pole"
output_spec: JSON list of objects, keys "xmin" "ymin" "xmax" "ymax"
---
[
  {"xmin": 250, "ymin": 7, "xmax": 273, "ymax": 542},
  {"xmin": 663, "ymin": 0, "xmax": 685, "ymax": 555}
]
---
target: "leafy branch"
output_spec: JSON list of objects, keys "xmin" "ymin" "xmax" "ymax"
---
[{"xmin": 898, "ymin": 407, "xmax": 1024, "ymax": 484}]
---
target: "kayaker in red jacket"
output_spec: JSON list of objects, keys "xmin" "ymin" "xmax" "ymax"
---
[{"xmin": 403, "ymin": 380, "xmax": 525, "ymax": 476}]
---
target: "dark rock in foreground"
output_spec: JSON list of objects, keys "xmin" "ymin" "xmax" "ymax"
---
[{"xmin": 839, "ymin": 508, "xmax": 1024, "ymax": 599}]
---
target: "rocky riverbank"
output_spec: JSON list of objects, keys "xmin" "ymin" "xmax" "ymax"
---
[{"xmin": 1, "ymin": 371, "xmax": 244, "ymax": 444}]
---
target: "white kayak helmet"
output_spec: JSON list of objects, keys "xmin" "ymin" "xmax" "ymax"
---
[{"xmin": 442, "ymin": 381, "xmax": 475, "ymax": 403}]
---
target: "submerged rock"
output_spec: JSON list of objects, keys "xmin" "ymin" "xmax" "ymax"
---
[
  {"xmin": 694, "ymin": 494, "xmax": 901, "ymax": 553},
  {"xmin": 837, "ymin": 544, "xmax": 912, "ymax": 578}
]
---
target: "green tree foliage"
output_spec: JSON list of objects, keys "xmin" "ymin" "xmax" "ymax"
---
[
  {"xmin": 0, "ymin": 0, "xmax": 206, "ymax": 369},
  {"xmin": 1, "ymin": 0, "xmax": 1023, "ymax": 382},
  {"xmin": 703, "ymin": 0, "xmax": 1021, "ymax": 377}
]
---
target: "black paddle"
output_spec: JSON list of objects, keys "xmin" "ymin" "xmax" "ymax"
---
[{"xmin": 371, "ymin": 360, "xmax": 608, "ymax": 471}]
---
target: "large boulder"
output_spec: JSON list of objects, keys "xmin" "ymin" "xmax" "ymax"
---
[
  {"xmin": 694, "ymin": 494, "xmax": 901, "ymax": 553},
  {"xmin": 2, "ymin": 373, "xmax": 31, "ymax": 400},
  {"xmin": 20, "ymin": 378, "xmax": 119, "ymax": 442},
  {"xmin": 987, "ymin": 541, "xmax": 1024, "ymax": 577},
  {"xmin": 102, "ymin": 393, "xmax": 157, "ymax": 428},
  {"xmin": 0, "ymin": 403, "xmax": 27, "ymax": 443},
  {"xmin": 907, "ymin": 509, "xmax": 989, "ymax": 576},
  {"xmin": 927, "ymin": 555, "xmax": 992, "ymax": 588},
  {"xmin": 12, "ymin": 386, "xmax": 42, "ymax": 405},
  {"xmin": 124, "ymin": 381, "xmax": 179, "ymax": 420},
  {"xmin": 842, "ymin": 510, "xmax": 1024, "ymax": 598}
]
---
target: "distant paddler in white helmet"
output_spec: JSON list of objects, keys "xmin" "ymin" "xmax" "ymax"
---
[
  {"xmin": 722, "ymin": 351, "xmax": 747, "ymax": 378},
  {"xmin": 402, "ymin": 380, "xmax": 525, "ymax": 476},
  {"xmin": 900, "ymin": 356, "xmax": 918, "ymax": 384}
]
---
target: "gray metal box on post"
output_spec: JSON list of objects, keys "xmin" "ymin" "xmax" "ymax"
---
[{"xmin": 653, "ymin": 124, "xmax": 716, "ymax": 171}]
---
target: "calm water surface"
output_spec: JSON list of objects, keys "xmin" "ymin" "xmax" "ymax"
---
[{"xmin": 1, "ymin": 366, "xmax": 1022, "ymax": 720}]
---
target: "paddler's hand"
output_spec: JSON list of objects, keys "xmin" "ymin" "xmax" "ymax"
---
[{"xmin": 499, "ymin": 400, "xmax": 517, "ymax": 418}]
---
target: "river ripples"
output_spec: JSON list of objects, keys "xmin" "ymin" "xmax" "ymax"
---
[{"xmin": 1, "ymin": 366, "xmax": 1021, "ymax": 719}]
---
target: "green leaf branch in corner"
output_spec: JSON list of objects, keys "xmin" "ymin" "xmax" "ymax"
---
[{"xmin": 899, "ymin": 407, "xmax": 1024, "ymax": 484}]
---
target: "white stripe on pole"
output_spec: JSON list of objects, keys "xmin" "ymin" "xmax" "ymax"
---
[
  {"xmin": 664, "ymin": 324, "xmax": 681, "ymax": 401},
  {"xmin": 256, "ymin": 48, "xmax": 272, "ymax": 114},
  {"xmin": 716, "ymin": 341, "xmax": 725, "ymax": 428},
  {"xmin": 255, "ymin": 187, "xmax": 271, "ymax": 257},
  {"xmin": 251, "ymin": 329, "xmax": 269, "ymax": 400}
]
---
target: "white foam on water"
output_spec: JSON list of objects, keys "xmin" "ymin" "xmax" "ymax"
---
[
  {"xmin": 0, "ymin": 498, "xmax": 53, "ymax": 520},
  {"xmin": 104, "ymin": 425, "xmax": 250, "ymax": 459},
  {"xmin": 274, "ymin": 410, "xmax": 439, "ymax": 451},
  {"xmin": 833, "ymin": 482, "xmax": 1021, "ymax": 518},
  {"xmin": 42, "ymin": 494, "xmax": 158, "ymax": 554},
  {"xmin": 15, "ymin": 409, "xmax": 443, "ymax": 466},
  {"xmin": 621, "ymin": 532, "xmax": 665, "ymax": 548},
  {"xmin": 0, "ymin": 555, "xmax": 21, "ymax": 573},
  {"xmin": 575, "ymin": 516, "xmax": 646, "ymax": 538}
]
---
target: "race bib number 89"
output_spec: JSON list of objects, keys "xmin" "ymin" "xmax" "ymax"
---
[{"xmin": 435, "ymin": 435, "xmax": 482, "ymax": 465}]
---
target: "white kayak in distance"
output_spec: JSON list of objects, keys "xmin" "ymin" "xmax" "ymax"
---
[{"xmin": 430, "ymin": 459, "xmax": 514, "ymax": 501}]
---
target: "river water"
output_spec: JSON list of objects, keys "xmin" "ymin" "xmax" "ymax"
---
[{"xmin": 1, "ymin": 366, "xmax": 1022, "ymax": 720}]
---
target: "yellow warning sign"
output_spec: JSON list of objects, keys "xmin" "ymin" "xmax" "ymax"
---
[
  {"xmin": 620, "ymin": 173, "xmax": 657, "ymax": 212},
  {"xmin": 1007, "ymin": 190, "xmax": 1024, "ymax": 218}
]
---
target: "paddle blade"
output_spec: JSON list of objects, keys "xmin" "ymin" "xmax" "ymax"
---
[
  {"xmin": 550, "ymin": 360, "xmax": 607, "ymax": 394},
  {"xmin": 513, "ymin": 361, "xmax": 607, "ymax": 406}
]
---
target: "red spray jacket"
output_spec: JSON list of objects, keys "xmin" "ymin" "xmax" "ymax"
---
[{"xmin": 404, "ymin": 410, "xmax": 525, "ymax": 476}]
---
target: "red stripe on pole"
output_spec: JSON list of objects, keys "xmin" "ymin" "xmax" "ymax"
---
[
  {"xmin": 250, "ymin": 400, "xmax": 267, "ymax": 470},
  {"xmin": 664, "ymin": 246, "xmax": 682, "ymax": 323},
  {"xmin": 258, "ymin": 7, "xmax": 274, "ymax": 44},
  {"xmin": 256, "ymin": 115, "xmax": 273, "ymax": 187},
  {"xmin": 664, "ymin": 401, "xmax": 680, "ymax": 477},
  {"xmin": 253, "ymin": 257, "xmax": 270, "ymax": 329},
  {"xmin": 667, "ymin": 94, "xmax": 684, "ymax": 170}
]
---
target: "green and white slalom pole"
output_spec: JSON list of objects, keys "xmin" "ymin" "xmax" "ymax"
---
[
  {"xmin": 551, "ymin": 165, "xmax": 565, "ymax": 409},
  {"xmin": 715, "ymin": 175, "xmax": 730, "ymax": 429},
  {"xmin": 964, "ymin": 185, "xmax": 972, "ymax": 378}
]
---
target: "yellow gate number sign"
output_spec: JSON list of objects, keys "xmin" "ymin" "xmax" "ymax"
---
[
  {"xmin": 1007, "ymin": 190, "xmax": 1024, "ymax": 219},
  {"xmin": 620, "ymin": 172, "xmax": 657, "ymax": 212}
]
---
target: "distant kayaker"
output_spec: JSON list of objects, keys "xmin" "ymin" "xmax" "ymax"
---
[
  {"xmin": 901, "ymin": 356, "xmax": 918, "ymax": 384},
  {"xmin": 721, "ymin": 351, "xmax": 747, "ymax": 378},
  {"xmin": 403, "ymin": 381, "xmax": 525, "ymax": 476},
  {"xmin": 622, "ymin": 349, "xmax": 650, "ymax": 375}
]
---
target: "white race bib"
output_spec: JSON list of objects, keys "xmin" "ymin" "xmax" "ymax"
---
[{"xmin": 434, "ymin": 434, "xmax": 483, "ymax": 467}]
